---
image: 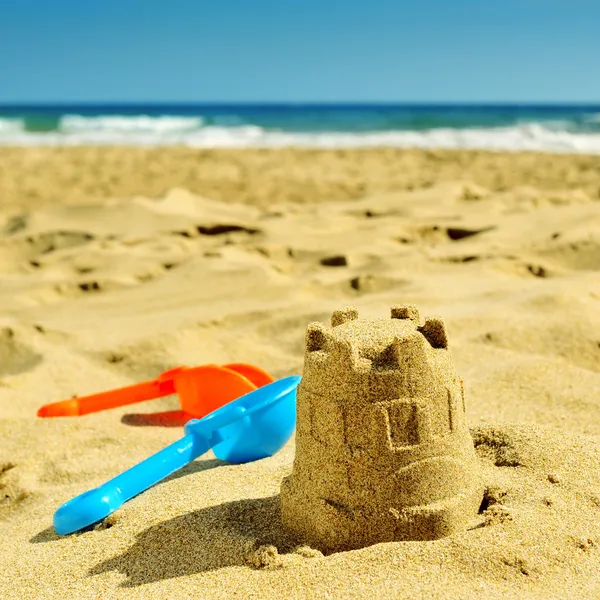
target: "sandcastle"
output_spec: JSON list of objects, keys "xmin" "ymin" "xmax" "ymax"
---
[{"xmin": 280, "ymin": 305, "xmax": 483, "ymax": 552}]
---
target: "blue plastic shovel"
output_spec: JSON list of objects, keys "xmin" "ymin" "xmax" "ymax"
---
[{"xmin": 53, "ymin": 375, "xmax": 300, "ymax": 535}]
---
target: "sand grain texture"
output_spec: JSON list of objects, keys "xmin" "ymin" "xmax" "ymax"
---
[{"xmin": 0, "ymin": 148, "xmax": 599, "ymax": 599}]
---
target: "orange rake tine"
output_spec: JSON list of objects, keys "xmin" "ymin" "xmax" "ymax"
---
[
  {"xmin": 223, "ymin": 363, "xmax": 275, "ymax": 388},
  {"xmin": 173, "ymin": 365, "xmax": 259, "ymax": 419}
]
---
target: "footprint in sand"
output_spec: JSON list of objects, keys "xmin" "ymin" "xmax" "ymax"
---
[
  {"xmin": 349, "ymin": 274, "xmax": 409, "ymax": 295},
  {"xmin": 539, "ymin": 238, "xmax": 600, "ymax": 271},
  {"xmin": 0, "ymin": 462, "xmax": 29, "ymax": 510},
  {"xmin": 401, "ymin": 224, "xmax": 497, "ymax": 245},
  {"xmin": 9, "ymin": 230, "xmax": 94, "ymax": 257},
  {"xmin": 0, "ymin": 230, "xmax": 95, "ymax": 273},
  {"xmin": 0, "ymin": 327, "xmax": 42, "ymax": 377},
  {"xmin": 320, "ymin": 255, "xmax": 348, "ymax": 267}
]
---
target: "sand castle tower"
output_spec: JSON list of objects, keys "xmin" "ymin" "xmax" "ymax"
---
[{"xmin": 280, "ymin": 305, "xmax": 483, "ymax": 552}]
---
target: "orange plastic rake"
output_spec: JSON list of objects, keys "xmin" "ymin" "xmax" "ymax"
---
[{"xmin": 37, "ymin": 363, "xmax": 274, "ymax": 420}]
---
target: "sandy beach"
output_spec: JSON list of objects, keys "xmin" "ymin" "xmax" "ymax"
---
[{"xmin": 1, "ymin": 147, "xmax": 599, "ymax": 599}]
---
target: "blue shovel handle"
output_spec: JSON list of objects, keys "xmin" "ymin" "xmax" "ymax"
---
[
  {"xmin": 53, "ymin": 376, "xmax": 300, "ymax": 535},
  {"xmin": 54, "ymin": 431, "xmax": 212, "ymax": 535}
]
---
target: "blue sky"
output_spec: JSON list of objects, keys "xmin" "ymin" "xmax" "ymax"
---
[{"xmin": 1, "ymin": 0, "xmax": 599, "ymax": 103}]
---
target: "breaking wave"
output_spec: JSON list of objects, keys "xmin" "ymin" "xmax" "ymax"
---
[{"xmin": 2, "ymin": 114, "xmax": 600, "ymax": 153}]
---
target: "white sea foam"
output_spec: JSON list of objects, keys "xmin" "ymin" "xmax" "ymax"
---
[
  {"xmin": 60, "ymin": 114, "xmax": 204, "ymax": 134},
  {"xmin": 0, "ymin": 118, "xmax": 25, "ymax": 133},
  {"xmin": 2, "ymin": 115, "xmax": 600, "ymax": 153}
]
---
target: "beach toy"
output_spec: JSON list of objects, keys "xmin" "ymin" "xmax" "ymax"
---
[
  {"xmin": 54, "ymin": 375, "xmax": 301, "ymax": 535},
  {"xmin": 37, "ymin": 363, "xmax": 274, "ymax": 420},
  {"xmin": 281, "ymin": 305, "xmax": 483, "ymax": 552}
]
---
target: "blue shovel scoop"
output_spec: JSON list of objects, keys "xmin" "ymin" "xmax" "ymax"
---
[{"xmin": 54, "ymin": 375, "xmax": 301, "ymax": 535}]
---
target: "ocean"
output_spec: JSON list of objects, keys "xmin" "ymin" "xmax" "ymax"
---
[{"xmin": 1, "ymin": 104, "xmax": 600, "ymax": 153}]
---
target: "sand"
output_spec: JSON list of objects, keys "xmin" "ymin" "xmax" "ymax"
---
[{"xmin": 0, "ymin": 147, "xmax": 599, "ymax": 599}]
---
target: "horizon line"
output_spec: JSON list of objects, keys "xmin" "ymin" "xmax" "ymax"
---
[{"xmin": 1, "ymin": 100, "xmax": 600, "ymax": 108}]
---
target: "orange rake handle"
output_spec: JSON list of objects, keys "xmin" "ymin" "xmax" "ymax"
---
[
  {"xmin": 36, "ymin": 367, "xmax": 187, "ymax": 418},
  {"xmin": 36, "ymin": 364, "xmax": 274, "ymax": 419}
]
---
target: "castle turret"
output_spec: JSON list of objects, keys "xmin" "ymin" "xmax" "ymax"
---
[{"xmin": 280, "ymin": 305, "xmax": 483, "ymax": 552}]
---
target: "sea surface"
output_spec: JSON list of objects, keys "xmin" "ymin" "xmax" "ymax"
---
[{"xmin": 1, "ymin": 104, "xmax": 600, "ymax": 153}]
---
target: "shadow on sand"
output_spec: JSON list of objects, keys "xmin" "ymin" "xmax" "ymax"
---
[
  {"xmin": 89, "ymin": 494, "xmax": 298, "ymax": 586},
  {"xmin": 121, "ymin": 409, "xmax": 191, "ymax": 428}
]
